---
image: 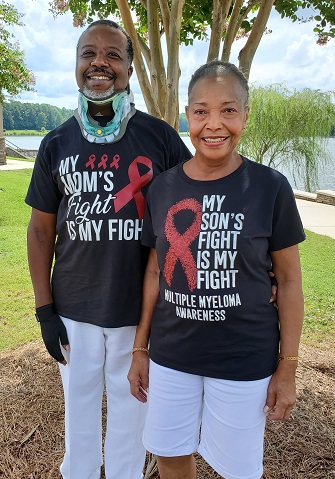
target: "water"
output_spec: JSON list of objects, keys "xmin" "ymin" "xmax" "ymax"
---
[
  {"xmin": 7, "ymin": 135, "xmax": 335, "ymax": 191},
  {"xmin": 181, "ymin": 136, "xmax": 335, "ymax": 192}
]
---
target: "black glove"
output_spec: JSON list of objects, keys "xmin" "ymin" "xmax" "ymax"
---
[{"xmin": 35, "ymin": 303, "xmax": 69, "ymax": 362}]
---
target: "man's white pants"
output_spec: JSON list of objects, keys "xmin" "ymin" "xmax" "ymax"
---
[{"xmin": 58, "ymin": 317, "xmax": 147, "ymax": 479}]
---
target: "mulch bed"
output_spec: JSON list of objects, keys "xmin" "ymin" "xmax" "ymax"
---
[{"xmin": 0, "ymin": 341, "xmax": 334, "ymax": 479}]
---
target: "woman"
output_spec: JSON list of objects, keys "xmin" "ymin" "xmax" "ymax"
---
[{"xmin": 128, "ymin": 61, "xmax": 305, "ymax": 479}]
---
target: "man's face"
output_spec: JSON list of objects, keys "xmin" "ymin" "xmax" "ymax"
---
[{"xmin": 76, "ymin": 25, "xmax": 133, "ymax": 101}]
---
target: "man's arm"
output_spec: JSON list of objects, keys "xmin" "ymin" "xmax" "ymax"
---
[
  {"xmin": 264, "ymin": 244, "xmax": 304, "ymax": 420},
  {"xmin": 27, "ymin": 208, "xmax": 56, "ymax": 308},
  {"xmin": 27, "ymin": 208, "xmax": 69, "ymax": 364}
]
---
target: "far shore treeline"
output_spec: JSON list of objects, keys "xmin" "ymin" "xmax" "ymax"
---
[{"xmin": 3, "ymin": 100, "xmax": 190, "ymax": 133}]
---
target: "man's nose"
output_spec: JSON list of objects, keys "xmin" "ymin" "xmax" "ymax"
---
[{"xmin": 91, "ymin": 53, "xmax": 109, "ymax": 67}]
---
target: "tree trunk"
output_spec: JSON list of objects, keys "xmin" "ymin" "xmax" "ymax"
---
[
  {"xmin": 238, "ymin": 0, "xmax": 275, "ymax": 79},
  {"xmin": 115, "ymin": 0, "xmax": 162, "ymax": 118},
  {"xmin": 147, "ymin": 0, "xmax": 166, "ymax": 117},
  {"xmin": 0, "ymin": 103, "xmax": 6, "ymax": 165},
  {"xmin": 207, "ymin": 0, "xmax": 232, "ymax": 62},
  {"xmin": 221, "ymin": 0, "xmax": 244, "ymax": 61},
  {"xmin": 164, "ymin": 0, "xmax": 186, "ymax": 129}
]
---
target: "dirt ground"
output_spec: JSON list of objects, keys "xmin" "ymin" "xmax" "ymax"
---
[{"xmin": 0, "ymin": 340, "xmax": 334, "ymax": 479}]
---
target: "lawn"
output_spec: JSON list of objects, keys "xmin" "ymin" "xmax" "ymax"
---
[
  {"xmin": 0, "ymin": 167, "xmax": 334, "ymax": 479},
  {"xmin": 0, "ymin": 168, "xmax": 334, "ymax": 351}
]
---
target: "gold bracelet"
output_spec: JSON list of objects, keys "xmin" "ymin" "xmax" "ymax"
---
[
  {"xmin": 278, "ymin": 356, "xmax": 299, "ymax": 361},
  {"xmin": 131, "ymin": 347, "xmax": 149, "ymax": 355}
]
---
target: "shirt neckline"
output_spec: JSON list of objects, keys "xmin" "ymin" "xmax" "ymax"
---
[{"xmin": 177, "ymin": 156, "xmax": 248, "ymax": 185}]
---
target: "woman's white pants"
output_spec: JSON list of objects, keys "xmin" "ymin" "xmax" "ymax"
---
[{"xmin": 58, "ymin": 317, "xmax": 146, "ymax": 479}]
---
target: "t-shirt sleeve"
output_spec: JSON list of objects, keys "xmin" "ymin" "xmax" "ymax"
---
[
  {"xmin": 269, "ymin": 177, "xmax": 306, "ymax": 251},
  {"xmin": 25, "ymin": 141, "xmax": 62, "ymax": 213},
  {"xmin": 141, "ymin": 188, "xmax": 156, "ymax": 248}
]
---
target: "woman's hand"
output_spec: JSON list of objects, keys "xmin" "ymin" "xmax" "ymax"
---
[
  {"xmin": 128, "ymin": 351, "xmax": 150, "ymax": 403},
  {"xmin": 263, "ymin": 361, "xmax": 297, "ymax": 420}
]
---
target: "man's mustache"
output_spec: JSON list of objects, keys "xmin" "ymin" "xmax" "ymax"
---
[{"xmin": 85, "ymin": 68, "xmax": 117, "ymax": 79}]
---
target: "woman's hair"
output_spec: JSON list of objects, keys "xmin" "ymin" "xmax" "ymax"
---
[
  {"xmin": 77, "ymin": 19, "xmax": 134, "ymax": 65},
  {"xmin": 188, "ymin": 60, "xmax": 249, "ymax": 107}
]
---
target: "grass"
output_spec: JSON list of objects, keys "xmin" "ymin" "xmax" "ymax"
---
[
  {"xmin": 0, "ymin": 168, "xmax": 334, "ymax": 352},
  {"xmin": 5, "ymin": 130, "xmax": 48, "ymax": 136},
  {"xmin": 0, "ymin": 169, "xmax": 40, "ymax": 350}
]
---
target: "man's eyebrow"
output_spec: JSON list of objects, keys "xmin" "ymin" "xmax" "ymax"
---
[{"xmin": 79, "ymin": 43, "xmax": 122, "ymax": 53}]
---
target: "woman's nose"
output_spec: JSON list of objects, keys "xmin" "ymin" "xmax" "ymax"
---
[{"xmin": 206, "ymin": 112, "xmax": 222, "ymax": 130}]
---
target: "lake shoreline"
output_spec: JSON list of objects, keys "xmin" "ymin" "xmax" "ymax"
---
[{"xmin": 5, "ymin": 135, "xmax": 335, "ymax": 192}]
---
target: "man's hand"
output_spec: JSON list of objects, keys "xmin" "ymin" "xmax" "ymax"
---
[
  {"xmin": 35, "ymin": 304, "xmax": 70, "ymax": 365},
  {"xmin": 268, "ymin": 270, "xmax": 278, "ymax": 307}
]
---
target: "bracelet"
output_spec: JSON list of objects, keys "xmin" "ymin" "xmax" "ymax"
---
[
  {"xmin": 131, "ymin": 347, "xmax": 149, "ymax": 355},
  {"xmin": 278, "ymin": 356, "xmax": 299, "ymax": 361}
]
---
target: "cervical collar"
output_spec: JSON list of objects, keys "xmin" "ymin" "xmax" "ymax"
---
[{"xmin": 74, "ymin": 89, "xmax": 136, "ymax": 144}]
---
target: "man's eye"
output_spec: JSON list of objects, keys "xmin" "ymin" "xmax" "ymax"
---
[
  {"xmin": 82, "ymin": 51, "xmax": 94, "ymax": 57},
  {"xmin": 224, "ymin": 108, "xmax": 237, "ymax": 114},
  {"xmin": 194, "ymin": 110, "xmax": 206, "ymax": 115}
]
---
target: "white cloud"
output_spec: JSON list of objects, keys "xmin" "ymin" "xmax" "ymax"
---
[{"xmin": 6, "ymin": 0, "xmax": 335, "ymax": 112}]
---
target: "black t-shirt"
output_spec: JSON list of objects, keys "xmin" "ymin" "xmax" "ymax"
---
[
  {"xmin": 142, "ymin": 158, "xmax": 305, "ymax": 380},
  {"xmin": 25, "ymin": 111, "xmax": 192, "ymax": 327}
]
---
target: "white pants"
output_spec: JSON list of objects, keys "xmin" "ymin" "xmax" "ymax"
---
[{"xmin": 58, "ymin": 317, "xmax": 146, "ymax": 479}]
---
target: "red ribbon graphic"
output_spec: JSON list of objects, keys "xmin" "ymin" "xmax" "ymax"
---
[
  {"xmin": 98, "ymin": 154, "xmax": 108, "ymax": 169},
  {"xmin": 164, "ymin": 198, "xmax": 202, "ymax": 291},
  {"xmin": 114, "ymin": 156, "xmax": 153, "ymax": 219},
  {"xmin": 86, "ymin": 154, "xmax": 96, "ymax": 169}
]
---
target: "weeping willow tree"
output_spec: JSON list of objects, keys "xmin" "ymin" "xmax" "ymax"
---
[{"xmin": 239, "ymin": 84, "xmax": 335, "ymax": 192}]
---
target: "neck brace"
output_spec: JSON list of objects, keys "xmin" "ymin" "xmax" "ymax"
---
[{"xmin": 74, "ymin": 89, "xmax": 136, "ymax": 144}]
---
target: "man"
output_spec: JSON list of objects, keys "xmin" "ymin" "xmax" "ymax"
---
[{"xmin": 26, "ymin": 20, "xmax": 191, "ymax": 479}]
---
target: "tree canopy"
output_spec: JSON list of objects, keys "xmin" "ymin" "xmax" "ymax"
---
[
  {"xmin": 0, "ymin": 2, "xmax": 35, "ymax": 103},
  {"xmin": 50, "ymin": 0, "xmax": 335, "ymax": 129},
  {"xmin": 3, "ymin": 101, "xmax": 73, "ymax": 131},
  {"xmin": 0, "ymin": 2, "xmax": 36, "ymax": 163}
]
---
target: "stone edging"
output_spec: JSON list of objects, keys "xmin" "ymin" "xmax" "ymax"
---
[{"xmin": 294, "ymin": 189, "xmax": 335, "ymax": 206}]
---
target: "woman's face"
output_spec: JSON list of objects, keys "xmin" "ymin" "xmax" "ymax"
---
[{"xmin": 186, "ymin": 75, "xmax": 249, "ymax": 163}]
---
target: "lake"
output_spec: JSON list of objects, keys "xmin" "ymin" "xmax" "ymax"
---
[{"xmin": 6, "ymin": 134, "xmax": 335, "ymax": 192}]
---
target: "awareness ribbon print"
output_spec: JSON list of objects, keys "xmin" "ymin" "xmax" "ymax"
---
[
  {"xmin": 114, "ymin": 156, "xmax": 153, "ymax": 219},
  {"xmin": 164, "ymin": 198, "xmax": 202, "ymax": 292}
]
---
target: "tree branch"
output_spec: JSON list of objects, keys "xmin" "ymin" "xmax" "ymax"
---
[
  {"xmin": 115, "ymin": 0, "xmax": 161, "ymax": 117},
  {"xmin": 158, "ymin": 0, "xmax": 170, "ymax": 40},
  {"xmin": 221, "ymin": 0, "xmax": 244, "ymax": 61},
  {"xmin": 207, "ymin": 0, "xmax": 232, "ymax": 62},
  {"xmin": 238, "ymin": 0, "xmax": 275, "ymax": 79},
  {"xmin": 147, "ymin": 0, "xmax": 166, "ymax": 116},
  {"xmin": 165, "ymin": 0, "xmax": 186, "ymax": 128}
]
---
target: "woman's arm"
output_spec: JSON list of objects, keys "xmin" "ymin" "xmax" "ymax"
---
[
  {"xmin": 265, "ymin": 244, "xmax": 304, "ymax": 421},
  {"xmin": 128, "ymin": 248, "xmax": 160, "ymax": 403}
]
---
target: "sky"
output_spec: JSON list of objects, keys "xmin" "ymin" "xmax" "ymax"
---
[{"xmin": 6, "ymin": 0, "xmax": 335, "ymax": 112}]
